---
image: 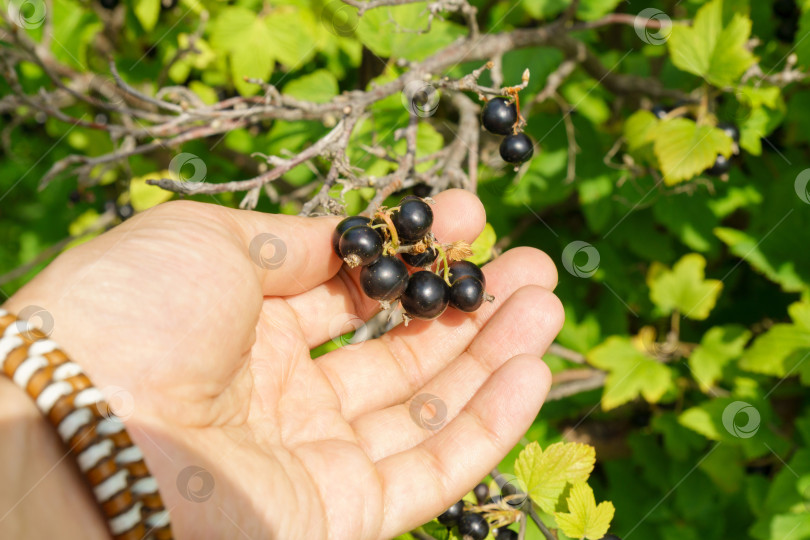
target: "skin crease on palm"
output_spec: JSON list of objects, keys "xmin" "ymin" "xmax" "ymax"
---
[{"xmin": 2, "ymin": 189, "xmax": 563, "ymax": 540}]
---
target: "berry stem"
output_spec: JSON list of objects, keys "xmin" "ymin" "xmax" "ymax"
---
[
  {"xmin": 435, "ymin": 244, "xmax": 452, "ymax": 286},
  {"xmin": 376, "ymin": 211, "xmax": 400, "ymax": 250}
]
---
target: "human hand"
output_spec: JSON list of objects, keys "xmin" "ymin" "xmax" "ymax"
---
[{"xmin": 2, "ymin": 189, "xmax": 562, "ymax": 539}]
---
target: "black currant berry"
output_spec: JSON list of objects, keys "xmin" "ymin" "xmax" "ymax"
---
[
  {"xmin": 495, "ymin": 529, "xmax": 518, "ymax": 540},
  {"xmin": 437, "ymin": 500, "xmax": 465, "ymax": 527},
  {"xmin": 99, "ymin": 0, "xmax": 118, "ymax": 9},
  {"xmin": 705, "ymin": 154, "xmax": 731, "ymax": 176},
  {"xmin": 401, "ymin": 271, "xmax": 450, "ymax": 320},
  {"xmin": 500, "ymin": 133, "xmax": 534, "ymax": 164},
  {"xmin": 360, "ymin": 256, "xmax": 409, "ymax": 302},
  {"xmin": 473, "ymin": 483, "xmax": 489, "ymax": 504},
  {"xmin": 717, "ymin": 121, "xmax": 740, "ymax": 144},
  {"xmin": 481, "ymin": 97, "xmax": 518, "ymax": 136},
  {"xmin": 449, "ymin": 276, "xmax": 485, "ymax": 312},
  {"xmin": 332, "ymin": 216, "xmax": 372, "ymax": 256},
  {"xmin": 774, "ymin": 0, "xmax": 796, "ymax": 18},
  {"xmin": 68, "ymin": 190, "xmax": 81, "ymax": 204},
  {"xmin": 448, "ymin": 260, "xmax": 486, "ymax": 288},
  {"xmin": 339, "ymin": 226, "xmax": 383, "ymax": 267},
  {"xmin": 458, "ymin": 512, "xmax": 489, "ymax": 540},
  {"xmin": 392, "ymin": 197, "xmax": 433, "ymax": 243},
  {"xmin": 116, "ymin": 203, "xmax": 134, "ymax": 221},
  {"xmin": 651, "ymin": 105, "xmax": 669, "ymax": 120},
  {"xmin": 412, "ymin": 183, "xmax": 432, "ymax": 198},
  {"xmin": 401, "ymin": 246, "xmax": 438, "ymax": 268}
]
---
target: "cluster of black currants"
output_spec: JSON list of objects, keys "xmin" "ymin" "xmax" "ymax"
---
[
  {"xmin": 482, "ymin": 97, "xmax": 534, "ymax": 165},
  {"xmin": 651, "ymin": 104, "xmax": 739, "ymax": 177},
  {"xmin": 436, "ymin": 482, "xmax": 622, "ymax": 540},
  {"xmin": 332, "ymin": 196, "xmax": 493, "ymax": 323},
  {"xmin": 436, "ymin": 484, "xmax": 513, "ymax": 540}
]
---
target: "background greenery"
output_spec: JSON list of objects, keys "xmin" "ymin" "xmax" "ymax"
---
[{"xmin": 2, "ymin": 0, "xmax": 810, "ymax": 538}]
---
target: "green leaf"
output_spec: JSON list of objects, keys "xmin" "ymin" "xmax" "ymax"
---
[
  {"xmin": 209, "ymin": 7, "xmax": 277, "ymax": 96},
  {"xmin": 587, "ymin": 336, "xmax": 676, "ymax": 410},
  {"xmin": 652, "ymin": 118, "xmax": 733, "ymax": 184},
  {"xmin": 667, "ymin": 0, "xmax": 756, "ymax": 87},
  {"xmin": 576, "ymin": 0, "xmax": 622, "ymax": 21},
  {"xmin": 647, "ymin": 253, "xmax": 723, "ymax": 320},
  {"xmin": 624, "ymin": 110, "xmax": 659, "ymax": 153},
  {"xmin": 264, "ymin": 7, "xmax": 319, "ymax": 69},
  {"xmin": 134, "ymin": 0, "xmax": 161, "ymax": 32},
  {"xmin": 467, "ymin": 223, "xmax": 496, "ymax": 266},
  {"xmin": 554, "ymin": 482, "xmax": 615, "ymax": 539},
  {"xmin": 689, "ymin": 325, "xmax": 752, "ymax": 391},
  {"xmin": 129, "ymin": 170, "xmax": 176, "ymax": 212},
  {"xmin": 514, "ymin": 441, "xmax": 595, "ymax": 514},
  {"xmin": 739, "ymin": 303, "xmax": 810, "ymax": 383},
  {"xmin": 520, "ymin": 0, "xmax": 570, "ymax": 19},
  {"xmin": 356, "ymin": 3, "xmax": 465, "ymax": 60},
  {"xmin": 282, "ymin": 70, "xmax": 339, "ymax": 103}
]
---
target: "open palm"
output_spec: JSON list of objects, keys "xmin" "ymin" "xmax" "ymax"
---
[{"xmin": 4, "ymin": 189, "xmax": 562, "ymax": 539}]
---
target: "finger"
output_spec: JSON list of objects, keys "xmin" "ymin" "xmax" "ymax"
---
[
  {"xmin": 352, "ymin": 285, "xmax": 563, "ymax": 462},
  {"xmin": 172, "ymin": 200, "xmax": 343, "ymax": 296},
  {"xmin": 317, "ymin": 246, "xmax": 558, "ymax": 420},
  {"xmin": 282, "ymin": 189, "xmax": 487, "ymax": 348},
  {"xmin": 376, "ymin": 353, "xmax": 552, "ymax": 539}
]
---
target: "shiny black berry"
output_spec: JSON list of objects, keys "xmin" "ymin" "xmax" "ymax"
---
[
  {"xmin": 458, "ymin": 512, "xmax": 489, "ymax": 540},
  {"xmin": 332, "ymin": 216, "xmax": 371, "ymax": 256},
  {"xmin": 412, "ymin": 183, "xmax": 432, "ymax": 198},
  {"xmin": 401, "ymin": 271, "xmax": 450, "ymax": 320},
  {"xmin": 99, "ymin": 0, "xmax": 118, "ymax": 9},
  {"xmin": 360, "ymin": 256, "xmax": 409, "ymax": 302},
  {"xmin": 500, "ymin": 133, "xmax": 534, "ymax": 164},
  {"xmin": 392, "ymin": 197, "xmax": 433, "ymax": 243},
  {"xmin": 68, "ymin": 190, "xmax": 81, "ymax": 204},
  {"xmin": 116, "ymin": 203, "xmax": 134, "ymax": 221},
  {"xmin": 339, "ymin": 226, "xmax": 383, "ymax": 267},
  {"xmin": 706, "ymin": 154, "xmax": 731, "ymax": 176},
  {"xmin": 449, "ymin": 276, "xmax": 485, "ymax": 312},
  {"xmin": 448, "ymin": 260, "xmax": 486, "ymax": 288},
  {"xmin": 437, "ymin": 500, "xmax": 465, "ymax": 527},
  {"xmin": 774, "ymin": 0, "xmax": 797, "ymax": 18},
  {"xmin": 473, "ymin": 483, "xmax": 489, "ymax": 504},
  {"xmin": 495, "ymin": 529, "xmax": 518, "ymax": 540},
  {"xmin": 717, "ymin": 121, "xmax": 740, "ymax": 144},
  {"xmin": 401, "ymin": 246, "xmax": 438, "ymax": 268},
  {"xmin": 482, "ymin": 97, "xmax": 518, "ymax": 136}
]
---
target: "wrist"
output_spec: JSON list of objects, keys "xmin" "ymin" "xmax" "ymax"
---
[{"xmin": 0, "ymin": 377, "xmax": 109, "ymax": 539}]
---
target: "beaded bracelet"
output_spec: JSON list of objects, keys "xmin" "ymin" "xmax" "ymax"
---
[{"xmin": 0, "ymin": 309, "xmax": 173, "ymax": 540}]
